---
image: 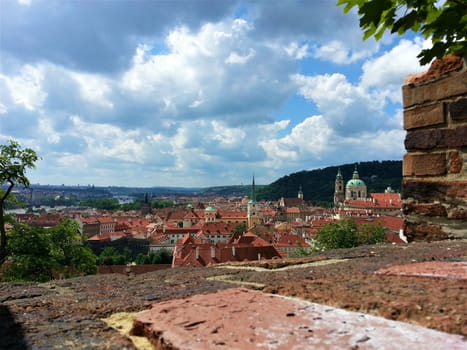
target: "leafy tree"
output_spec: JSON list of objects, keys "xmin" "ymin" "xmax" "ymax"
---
[
  {"xmin": 234, "ymin": 223, "xmax": 247, "ymax": 233},
  {"xmin": 337, "ymin": 0, "xmax": 467, "ymax": 64},
  {"xmin": 358, "ymin": 222, "xmax": 387, "ymax": 245},
  {"xmin": 135, "ymin": 249, "xmax": 172, "ymax": 265},
  {"xmin": 313, "ymin": 218, "xmax": 387, "ymax": 251},
  {"xmin": 155, "ymin": 249, "xmax": 172, "ymax": 264},
  {"xmin": 135, "ymin": 253, "xmax": 149, "ymax": 264},
  {"xmin": 3, "ymin": 224, "xmax": 55, "ymax": 282},
  {"xmin": 151, "ymin": 199, "xmax": 174, "ymax": 208},
  {"xmin": 3, "ymin": 220, "xmax": 97, "ymax": 281},
  {"xmin": 97, "ymin": 246, "xmax": 133, "ymax": 265},
  {"xmin": 314, "ymin": 219, "xmax": 360, "ymax": 250},
  {"xmin": 98, "ymin": 247, "xmax": 121, "ymax": 265},
  {"xmin": 0, "ymin": 140, "xmax": 39, "ymax": 263},
  {"xmin": 80, "ymin": 198, "xmax": 120, "ymax": 210},
  {"xmin": 49, "ymin": 219, "xmax": 97, "ymax": 276}
]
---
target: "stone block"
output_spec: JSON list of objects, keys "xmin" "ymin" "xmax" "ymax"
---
[
  {"xmin": 449, "ymin": 98, "xmax": 467, "ymax": 122},
  {"xmin": 404, "ymin": 126, "xmax": 467, "ymax": 150},
  {"xmin": 402, "ymin": 180, "xmax": 467, "ymax": 201},
  {"xmin": 404, "ymin": 56, "xmax": 465, "ymax": 84},
  {"xmin": 405, "ymin": 203, "xmax": 447, "ymax": 217},
  {"xmin": 402, "ymin": 70, "xmax": 467, "ymax": 108},
  {"xmin": 448, "ymin": 207, "xmax": 467, "ymax": 220},
  {"xmin": 403, "ymin": 153, "xmax": 446, "ymax": 176},
  {"xmin": 403, "ymin": 222, "xmax": 448, "ymax": 242},
  {"xmin": 448, "ymin": 151, "xmax": 463, "ymax": 174},
  {"xmin": 403, "ymin": 103, "xmax": 445, "ymax": 130}
]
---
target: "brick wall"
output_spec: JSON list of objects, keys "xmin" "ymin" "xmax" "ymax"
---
[{"xmin": 402, "ymin": 55, "xmax": 467, "ymax": 241}]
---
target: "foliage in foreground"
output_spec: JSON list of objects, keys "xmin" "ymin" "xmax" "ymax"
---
[
  {"xmin": 337, "ymin": 0, "xmax": 467, "ymax": 65},
  {"xmin": 1, "ymin": 140, "xmax": 39, "ymax": 263},
  {"xmin": 2, "ymin": 219, "xmax": 97, "ymax": 282}
]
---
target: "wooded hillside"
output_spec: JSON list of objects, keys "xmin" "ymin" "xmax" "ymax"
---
[{"xmin": 257, "ymin": 160, "xmax": 402, "ymax": 206}]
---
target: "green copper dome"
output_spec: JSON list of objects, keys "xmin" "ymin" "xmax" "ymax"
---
[
  {"xmin": 346, "ymin": 178, "xmax": 366, "ymax": 187},
  {"xmin": 205, "ymin": 206, "xmax": 216, "ymax": 212}
]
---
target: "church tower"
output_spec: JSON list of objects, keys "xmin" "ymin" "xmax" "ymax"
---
[
  {"xmin": 334, "ymin": 168, "xmax": 345, "ymax": 207},
  {"xmin": 247, "ymin": 175, "xmax": 260, "ymax": 227},
  {"xmin": 298, "ymin": 185, "xmax": 304, "ymax": 200}
]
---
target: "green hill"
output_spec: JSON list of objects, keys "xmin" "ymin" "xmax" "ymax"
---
[{"xmin": 257, "ymin": 160, "xmax": 402, "ymax": 206}]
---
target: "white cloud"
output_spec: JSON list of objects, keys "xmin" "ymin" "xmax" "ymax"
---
[
  {"xmin": 0, "ymin": 1, "xmax": 419, "ymax": 187},
  {"xmin": 285, "ymin": 42, "xmax": 309, "ymax": 60},
  {"xmin": 17, "ymin": 0, "xmax": 32, "ymax": 6},
  {"xmin": 1, "ymin": 65, "xmax": 47, "ymax": 111},
  {"xmin": 70, "ymin": 72, "xmax": 113, "ymax": 109},
  {"xmin": 313, "ymin": 40, "xmax": 376, "ymax": 64},
  {"xmin": 225, "ymin": 48, "xmax": 256, "ymax": 64},
  {"xmin": 361, "ymin": 38, "xmax": 429, "ymax": 89}
]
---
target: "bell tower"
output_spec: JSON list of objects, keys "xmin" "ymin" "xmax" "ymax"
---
[
  {"xmin": 334, "ymin": 168, "xmax": 345, "ymax": 207},
  {"xmin": 298, "ymin": 185, "xmax": 304, "ymax": 200}
]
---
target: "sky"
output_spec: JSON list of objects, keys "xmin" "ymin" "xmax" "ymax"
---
[{"xmin": 0, "ymin": 0, "xmax": 430, "ymax": 188}]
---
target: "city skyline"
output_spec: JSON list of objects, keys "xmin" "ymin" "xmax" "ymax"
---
[{"xmin": 0, "ymin": 0, "xmax": 428, "ymax": 187}]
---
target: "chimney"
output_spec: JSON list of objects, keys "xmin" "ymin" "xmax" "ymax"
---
[
  {"xmin": 232, "ymin": 246, "xmax": 236, "ymax": 256},
  {"xmin": 258, "ymin": 253, "xmax": 261, "ymax": 260},
  {"xmin": 195, "ymin": 247, "xmax": 200, "ymax": 260},
  {"xmin": 210, "ymin": 246, "xmax": 216, "ymax": 259}
]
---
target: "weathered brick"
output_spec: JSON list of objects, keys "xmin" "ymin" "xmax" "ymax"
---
[
  {"xmin": 404, "ymin": 126, "xmax": 467, "ymax": 150},
  {"xmin": 448, "ymin": 208, "xmax": 467, "ymax": 220},
  {"xmin": 403, "ymin": 153, "xmax": 446, "ymax": 176},
  {"xmin": 403, "ymin": 222, "xmax": 448, "ymax": 242},
  {"xmin": 404, "ymin": 203, "xmax": 447, "ymax": 217},
  {"xmin": 403, "ymin": 103, "xmax": 445, "ymax": 130},
  {"xmin": 448, "ymin": 151, "xmax": 463, "ymax": 174},
  {"xmin": 402, "ymin": 180, "xmax": 467, "ymax": 201},
  {"xmin": 405, "ymin": 55, "xmax": 465, "ymax": 84},
  {"xmin": 402, "ymin": 70, "xmax": 467, "ymax": 108},
  {"xmin": 449, "ymin": 98, "xmax": 467, "ymax": 122}
]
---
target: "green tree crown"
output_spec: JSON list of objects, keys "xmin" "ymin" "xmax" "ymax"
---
[{"xmin": 337, "ymin": 0, "xmax": 467, "ymax": 64}]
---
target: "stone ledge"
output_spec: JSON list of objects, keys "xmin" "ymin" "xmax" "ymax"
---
[{"xmin": 130, "ymin": 288, "xmax": 466, "ymax": 350}]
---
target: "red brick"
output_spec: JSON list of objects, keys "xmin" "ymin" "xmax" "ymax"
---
[
  {"xmin": 402, "ymin": 179, "xmax": 467, "ymax": 201},
  {"xmin": 404, "ymin": 56, "xmax": 465, "ymax": 84},
  {"xmin": 402, "ymin": 70, "xmax": 467, "ymax": 108},
  {"xmin": 403, "ymin": 153, "xmax": 446, "ymax": 176},
  {"xmin": 403, "ymin": 103, "xmax": 445, "ymax": 130},
  {"xmin": 448, "ymin": 208, "xmax": 467, "ymax": 220},
  {"xmin": 448, "ymin": 151, "xmax": 463, "ymax": 174},
  {"xmin": 403, "ymin": 222, "xmax": 448, "ymax": 242},
  {"xmin": 406, "ymin": 203, "xmax": 447, "ymax": 217},
  {"xmin": 404, "ymin": 126, "xmax": 467, "ymax": 150},
  {"xmin": 449, "ymin": 98, "xmax": 467, "ymax": 122}
]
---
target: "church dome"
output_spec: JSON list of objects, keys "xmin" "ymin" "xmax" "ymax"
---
[
  {"xmin": 205, "ymin": 206, "xmax": 216, "ymax": 212},
  {"xmin": 346, "ymin": 178, "xmax": 366, "ymax": 187}
]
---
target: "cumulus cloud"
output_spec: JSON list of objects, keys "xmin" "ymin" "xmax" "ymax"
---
[
  {"xmin": 0, "ymin": 1, "xmax": 420, "ymax": 187},
  {"xmin": 361, "ymin": 38, "xmax": 429, "ymax": 88}
]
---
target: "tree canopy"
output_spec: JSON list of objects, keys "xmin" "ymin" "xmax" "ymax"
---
[
  {"xmin": 3, "ymin": 219, "xmax": 97, "ymax": 282},
  {"xmin": 337, "ymin": 0, "xmax": 467, "ymax": 64},
  {"xmin": 0, "ymin": 140, "xmax": 39, "ymax": 263}
]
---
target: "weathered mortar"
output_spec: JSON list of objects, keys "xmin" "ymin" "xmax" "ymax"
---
[{"xmin": 402, "ymin": 55, "xmax": 467, "ymax": 241}]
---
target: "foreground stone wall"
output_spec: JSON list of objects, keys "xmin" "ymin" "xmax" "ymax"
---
[{"xmin": 402, "ymin": 55, "xmax": 467, "ymax": 241}]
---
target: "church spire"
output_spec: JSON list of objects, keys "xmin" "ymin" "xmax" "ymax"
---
[{"xmin": 250, "ymin": 174, "xmax": 256, "ymax": 202}]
